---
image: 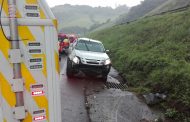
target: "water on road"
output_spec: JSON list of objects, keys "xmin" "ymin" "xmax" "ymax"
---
[{"xmin": 59, "ymin": 56, "xmax": 158, "ymax": 122}]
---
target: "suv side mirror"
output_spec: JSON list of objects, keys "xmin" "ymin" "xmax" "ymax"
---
[{"xmin": 105, "ymin": 50, "xmax": 110, "ymax": 53}]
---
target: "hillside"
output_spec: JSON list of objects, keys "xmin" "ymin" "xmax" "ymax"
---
[
  {"xmin": 89, "ymin": 8, "xmax": 190, "ymax": 121},
  {"xmin": 147, "ymin": 0, "xmax": 190, "ymax": 16},
  {"xmin": 116, "ymin": 0, "xmax": 167, "ymax": 24},
  {"xmin": 116, "ymin": 0, "xmax": 190, "ymax": 24},
  {"xmin": 52, "ymin": 4, "xmax": 129, "ymax": 34}
]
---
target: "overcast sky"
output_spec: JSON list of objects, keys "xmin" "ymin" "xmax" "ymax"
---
[{"xmin": 46, "ymin": 0, "xmax": 142, "ymax": 8}]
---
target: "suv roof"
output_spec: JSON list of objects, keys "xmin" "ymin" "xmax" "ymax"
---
[{"xmin": 78, "ymin": 38, "xmax": 102, "ymax": 44}]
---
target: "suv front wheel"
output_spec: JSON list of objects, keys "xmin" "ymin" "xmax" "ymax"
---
[
  {"xmin": 102, "ymin": 74, "xmax": 108, "ymax": 82},
  {"xmin": 66, "ymin": 58, "xmax": 74, "ymax": 78}
]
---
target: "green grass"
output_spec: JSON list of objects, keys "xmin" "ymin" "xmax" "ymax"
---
[
  {"xmin": 147, "ymin": 0, "xmax": 190, "ymax": 16},
  {"xmin": 89, "ymin": 8, "xmax": 190, "ymax": 121}
]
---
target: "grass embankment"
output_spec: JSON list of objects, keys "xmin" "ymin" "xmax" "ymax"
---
[{"xmin": 89, "ymin": 8, "xmax": 190, "ymax": 121}]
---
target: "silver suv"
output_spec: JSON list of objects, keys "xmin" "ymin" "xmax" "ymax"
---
[{"xmin": 66, "ymin": 38, "xmax": 111, "ymax": 81}]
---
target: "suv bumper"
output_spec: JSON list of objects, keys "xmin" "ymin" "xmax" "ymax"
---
[{"xmin": 72, "ymin": 63, "xmax": 111, "ymax": 75}]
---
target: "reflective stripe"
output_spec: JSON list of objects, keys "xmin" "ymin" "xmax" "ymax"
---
[
  {"xmin": 4, "ymin": 119, "xmax": 7, "ymax": 122},
  {"xmin": 22, "ymin": 63, "xmax": 49, "ymax": 120},
  {"xmin": 0, "ymin": 57, "xmax": 17, "ymax": 121},
  {"xmin": 19, "ymin": 0, "xmax": 48, "ymax": 78},
  {"xmin": 40, "ymin": 9, "xmax": 46, "ymax": 19},
  {"xmin": 1, "ymin": 97, "xmax": 16, "ymax": 122},
  {"xmin": 0, "ymin": 52, "xmax": 41, "ymax": 121},
  {"xmin": 23, "ymin": 113, "xmax": 32, "ymax": 122},
  {"xmin": 0, "ymin": 73, "xmax": 16, "ymax": 107},
  {"xmin": 0, "ymin": 0, "xmax": 8, "ymax": 16},
  {"xmin": 0, "ymin": 30, "xmax": 10, "ymax": 59},
  {"xmin": 18, "ymin": 26, "xmax": 36, "ymax": 43},
  {"xmin": 53, "ymin": 19, "xmax": 58, "ymax": 30},
  {"xmin": 41, "ymin": 26, "xmax": 45, "ymax": 32},
  {"xmin": 25, "ymin": 26, "xmax": 47, "ymax": 77},
  {"xmin": 33, "ymin": 54, "xmax": 47, "ymax": 77},
  {"xmin": 19, "ymin": 25, "xmax": 49, "ymax": 120},
  {"xmin": 26, "ymin": 0, "xmax": 37, "ymax": 4},
  {"xmin": 55, "ymin": 51, "xmax": 60, "ymax": 73},
  {"xmin": 16, "ymin": 8, "xmax": 22, "ymax": 18}
]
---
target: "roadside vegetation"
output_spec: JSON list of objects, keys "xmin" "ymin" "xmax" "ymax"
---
[{"xmin": 89, "ymin": 8, "xmax": 190, "ymax": 121}]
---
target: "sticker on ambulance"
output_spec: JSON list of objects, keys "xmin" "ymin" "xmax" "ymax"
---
[
  {"xmin": 29, "ymin": 64, "xmax": 43, "ymax": 70},
  {"xmin": 28, "ymin": 42, "xmax": 43, "ymax": 54},
  {"xmin": 29, "ymin": 58, "xmax": 43, "ymax": 63},
  {"xmin": 31, "ymin": 84, "xmax": 45, "ymax": 97},
  {"xmin": 33, "ymin": 109, "xmax": 47, "ymax": 122},
  {"xmin": 28, "ymin": 42, "xmax": 41, "ymax": 47},
  {"xmin": 32, "ymin": 90, "xmax": 45, "ymax": 96},
  {"xmin": 26, "ymin": 12, "xmax": 40, "ymax": 18},
  {"xmin": 28, "ymin": 49, "xmax": 42, "ymax": 54},
  {"xmin": 25, "ymin": 5, "xmax": 39, "ymax": 11}
]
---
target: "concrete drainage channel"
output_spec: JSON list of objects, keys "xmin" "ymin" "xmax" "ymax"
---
[
  {"xmin": 83, "ymin": 76, "xmax": 128, "ymax": 122},
  {"xmin": 84, "ymin": 86, "xmax": 92, "ymax": 122},
  {"xmin": 82, "ymin": 75, "xmax": 160, "ymax": 122},
  {"xmin": 105, "ymin": 82, "xmax": 127, "ymax": 89},
  {"xmin": 105, "ymin": 75, "xmax": 127, "ymax": 90},
  {"xmin": 82, "ymin": 74, "xmax": 128, "ymax": 122}
]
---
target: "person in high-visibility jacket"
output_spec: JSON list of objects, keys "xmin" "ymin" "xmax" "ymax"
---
[
  {"xmin": 63, "ymin": 37, "xmax": 70, "ymax": 48},
  {"xmin": 58, "ymin": 33, "xmax": 70, "ymax": 55}
]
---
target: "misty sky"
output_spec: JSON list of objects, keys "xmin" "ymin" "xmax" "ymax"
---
[{"xmin": 46, "ymin": 0, "xmax": 142, "ymax": 8}]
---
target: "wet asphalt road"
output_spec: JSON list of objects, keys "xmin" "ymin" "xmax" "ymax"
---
[
  {"xmin": 60, "ymin": 57, "xmax": 90, "ymax": 122},
  {"xmin": 60, "ymin": 57, "xmax": 107, "ymax": 122},
  {"xmin": 60, "ymin": 56, "xmax": 159, "ymax": 122}
]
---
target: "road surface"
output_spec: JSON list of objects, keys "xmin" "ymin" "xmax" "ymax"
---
[{"xmin": 60, "ymin": 56, "xmax": 158, "ymax": 122}]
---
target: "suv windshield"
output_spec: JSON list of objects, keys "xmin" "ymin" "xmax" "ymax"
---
[{"xmin": 75, "ymin": 40, "xmax": 105, "ymax": 53}]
